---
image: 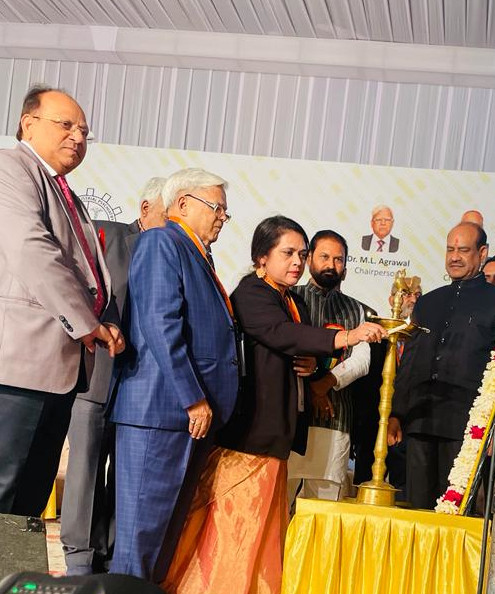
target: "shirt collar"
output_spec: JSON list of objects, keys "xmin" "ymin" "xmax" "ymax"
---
[
  {"xmin": 372, "ymin": 233, "xmax": 390, "ymax": 245},
  {"xmin": 169, "ymin": 218, "xmax": 212, "ymax": 255},
  {"xmin": 305, "ymin": 279, "xmax": 336, "ymax": 297},
  {"xmin": 21, "ymin": 140, "xmax": 58, "ymax": 176},
  {"xmin": 450, "ymin": 272, "xmax": 486, "ymax": 287}
]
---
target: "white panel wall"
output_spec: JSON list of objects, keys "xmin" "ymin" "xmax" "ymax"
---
[{"xmin": 0, "ymin": 57, "xmax": 493, "ymax": 172}]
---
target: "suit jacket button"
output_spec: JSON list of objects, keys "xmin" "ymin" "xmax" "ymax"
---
[
  {"xmin": 59, "ymin": 315, "xmax": 66, "ymax": 322},
  {"xmin": 89, "ymin": 287, "xmax": 98, "ymax": 295},
  {"xmin": 431, "ymin": 373, "xmax": 438, "ymax": 380},
  {"xmin": 231, "ymin": 358, "xmax": 238, "ymax": 366}
]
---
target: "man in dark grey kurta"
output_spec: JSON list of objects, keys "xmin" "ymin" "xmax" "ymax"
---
[{"xmin": 288, "ymin": 230, "xmax": 370, "ymax": 501}]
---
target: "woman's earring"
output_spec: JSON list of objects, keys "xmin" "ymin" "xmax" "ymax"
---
[{"xmin": 256, "ymin": 266, "xmax": 266, "ymax": 279}]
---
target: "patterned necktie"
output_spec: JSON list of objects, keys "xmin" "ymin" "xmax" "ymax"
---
[
  {"xmin": 377, "ymin": 239, "xmax": 385, "ymax": 252},
  {"xmin": 55, "ymin": 175, "xmax": 105, "ymax": 317}
]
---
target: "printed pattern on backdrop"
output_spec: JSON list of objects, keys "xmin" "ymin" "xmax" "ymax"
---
[{"xmin": 1, "ymin": 136, "xmax": 493, "ymax": 315}]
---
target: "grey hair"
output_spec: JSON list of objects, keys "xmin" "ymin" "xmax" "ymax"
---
[
  {"xmin": 162, "ymin": 168, "xmax": 228, "ymax": 208},
  {"xmin": 372, "ymin": 204, "xmax": 394, "ymax": 218},
  {"xmin": 139, "ymin": 177, "xmax": 168, "ymax": 207}
]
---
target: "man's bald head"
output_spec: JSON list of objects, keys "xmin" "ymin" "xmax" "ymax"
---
[{"xmin": 461, "ymin": 210, "xmax": 484, "ymax": 228}]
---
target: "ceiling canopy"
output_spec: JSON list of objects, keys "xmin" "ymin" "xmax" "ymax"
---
[
  {"xmin": 0, "ymin": 1, "xmax": 493, "ymax": 171},
  {"xmin": 0, "ymin": 0, "xmax": 493, "ymax": 47}
]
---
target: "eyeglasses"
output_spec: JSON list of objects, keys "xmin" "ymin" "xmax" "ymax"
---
[
  {"xmin": 372, "ymin": 217, "xmax": 393, "ymax": 223},
  {"xmin": 31, "ymin": 114, "xmax": 92, "ymax": 140},
  {"xmin": 185, "ymin": 193, "xmax": 231, "ymax": 222}
]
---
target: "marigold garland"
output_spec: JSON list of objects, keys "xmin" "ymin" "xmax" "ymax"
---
[{"xmin": 435, "ymin": 351, "xmax": 495, "ymax": 514}]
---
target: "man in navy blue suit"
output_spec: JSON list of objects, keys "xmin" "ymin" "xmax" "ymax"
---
[{"xmin": 110, "ymin": 168, "xmax": 239, "ymax": 584}]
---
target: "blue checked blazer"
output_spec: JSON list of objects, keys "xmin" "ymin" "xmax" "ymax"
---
[{"xmin": 110, "ymin": 220, "xmax": 239, "ymax": 431}]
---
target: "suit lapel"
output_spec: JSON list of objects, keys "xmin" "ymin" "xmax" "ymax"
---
[
  {"xmin": 17, "ymin": 144, "xmax": 111, "ymax": 305},
  {"xmin": 75, "ymin": 196, "xmax": 113, "ymax": 303},
  {"xmin": 17, "ymin": 144, "xmax": 74, "ymax": 226},
  {"xmin": 168, "ymin": 222, "xmax": 231, "ymax": 321}
]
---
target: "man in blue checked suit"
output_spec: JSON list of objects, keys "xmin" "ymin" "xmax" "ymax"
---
[{"xmin": 110, "ymin": 168, "xmax": 239, "ymax": 584}]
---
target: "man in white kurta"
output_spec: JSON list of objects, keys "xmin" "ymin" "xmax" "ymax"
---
[{"xmin": 288, "ymin": 230, "xmax": 370, "ymax": 502}]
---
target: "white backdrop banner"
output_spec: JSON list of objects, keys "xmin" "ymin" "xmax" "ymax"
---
[{"xmin": 1, "ymin": 135, "xmax": 493, "ymax": 315}]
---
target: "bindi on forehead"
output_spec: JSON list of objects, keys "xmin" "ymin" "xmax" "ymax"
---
[{"xmin": 448, "ymin": 229, "xmax": 477, "ymax": 248}]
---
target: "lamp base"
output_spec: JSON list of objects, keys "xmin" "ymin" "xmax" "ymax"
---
[{"xmin": 355, "ymin": 480, "xmax": 397, "ymax": 507}]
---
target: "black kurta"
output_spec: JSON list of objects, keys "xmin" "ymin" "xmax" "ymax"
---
[{"xmin": 392, "ymin": 273, "xmax": 495, "ymax": 440}]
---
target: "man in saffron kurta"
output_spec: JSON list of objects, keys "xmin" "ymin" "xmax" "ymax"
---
[{"xmin": 110, "ymin": 168, "xmax": 239, "ymax": 583}]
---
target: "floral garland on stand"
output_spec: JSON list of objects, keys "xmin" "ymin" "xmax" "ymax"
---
[{"xmin": 435, "ymin": 351, "xmax": 495, "ymax": 515}]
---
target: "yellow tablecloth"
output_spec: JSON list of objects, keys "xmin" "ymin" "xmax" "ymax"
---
[{"xmin": 282, "ymin": 498, "xmax": 485, "ymax": 594}]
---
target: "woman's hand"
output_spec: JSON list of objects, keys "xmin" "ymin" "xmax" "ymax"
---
[
  {"xmin": 335, "ymin": 322, "xmax": 387, "ymax": 349},
  {"xmin": 293, "ymin": 356, "xmax": 317, "ymax": 377}
]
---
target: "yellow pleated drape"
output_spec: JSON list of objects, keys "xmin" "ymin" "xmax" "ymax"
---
[{"xmin": 282, "ymin": 499, "xmax": 485, "ymax": 594}]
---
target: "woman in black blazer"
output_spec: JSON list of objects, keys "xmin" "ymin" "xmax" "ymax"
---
[{"xmin": 164, "ymin": 216, "xmax": 385, "ymax": 594}]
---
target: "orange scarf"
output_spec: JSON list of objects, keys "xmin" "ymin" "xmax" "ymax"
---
[
  {"xmin": 262, "ymin": 275, "xmax": 301, "ymax": 323},
  {"xmin": 169, "ymin": 216, "xmax": 234, "ymax": 318},
  {"xmin": 263, "ymin": 273, "xmax": 305, "ymax": 411}
]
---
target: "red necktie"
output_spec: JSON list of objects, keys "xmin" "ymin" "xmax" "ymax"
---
[
  {"xmin": 377, "ymin": 239, "xmax": 384, "ymax": 252},
  {"xmin": 55, "ymin": 175, "xmax": 105, "ymax": 317}
]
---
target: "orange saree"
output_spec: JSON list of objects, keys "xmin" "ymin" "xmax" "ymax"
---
[{"xmin": 163, "ymin": 446, "xmax": 288, "ymax": 594}]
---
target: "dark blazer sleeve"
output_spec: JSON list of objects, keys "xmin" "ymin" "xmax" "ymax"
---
[
  {"xmin": 391, "ymin": 297, "xmax": 423, "ymax": 420},
  {"xmin": 95, "ymin": 221, "xmax": 132, "ymax": 328},
  {"xmin": 232, "ymin": 276, "xmax": 337, "ymax": 356}
]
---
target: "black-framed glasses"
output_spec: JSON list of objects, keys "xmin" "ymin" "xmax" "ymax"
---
[
  {"xmin": 31, "ymin": 114, "xmax": 92, "ymax": 141},
  {"xmin": 184, "ymin": 193, "xmax": 231, "ymax": 222}
]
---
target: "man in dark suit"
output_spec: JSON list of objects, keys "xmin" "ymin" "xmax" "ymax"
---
[
  {"xmin": 60, "ymin": 177, "xmax": 168, "ymax": 576},
  {"xmin": 110, "ymin": 168, "xmax": 239, "ymax": 583},
  {"xmin": 361, "ymin": 205, "xmax": 399, "ymax": 252},
  {"xmin": 388, "ymin": 222, "xmax": 495, "ymax": 509},
  {"xmin": 0, "ymin": 85, "xmax": 124, "ymax": 517}
]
